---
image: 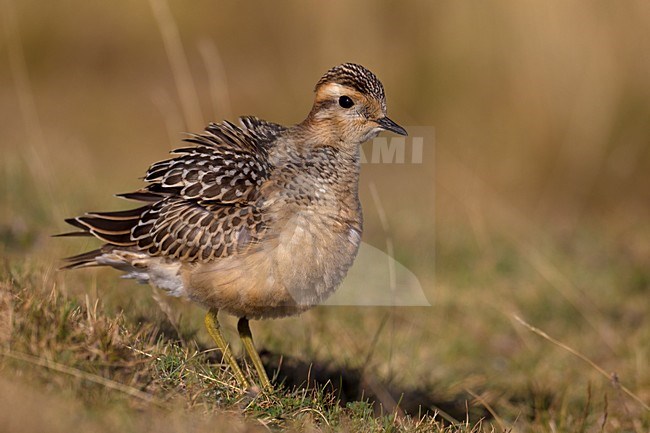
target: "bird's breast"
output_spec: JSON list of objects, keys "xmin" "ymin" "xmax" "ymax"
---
[
  {"xmin": 272, "ymin": 209, "xmax": 362, "ymax": 301},
  {"xmin": 185, "ymin": 207, "xmax": 362, "ymax": 319}
]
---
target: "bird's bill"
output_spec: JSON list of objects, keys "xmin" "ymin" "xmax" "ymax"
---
[{"xmin": 376, "ymin": 117, "xmax": 407, "ymax": 136}]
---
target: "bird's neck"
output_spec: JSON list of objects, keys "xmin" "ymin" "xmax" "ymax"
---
[
  {"xmin": 268, "ymin": 123, "xmax": 362, "ymax": 208},
  {"xmin": 284, "ymin": 120, "xmax": 361, "ymax": 169}
]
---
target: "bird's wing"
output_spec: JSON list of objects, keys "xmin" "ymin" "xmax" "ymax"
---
[
  {"xmin": 141, "ymin": 117, "xmax": 285, "ymax": 203},
  {"xmin": 238, "ymin": 115, "xmax": 287, "ymax": 143},
  {"xmin": 62, "ymin": 197, "xmax": 265, "ymax": 264},
  {"xmin": 130, "ymin": 197, "xmax": 265, "ymax": 261},
  {"xmin": 62, "ymin": 118, "xmax": 283, "ymax": 264}
]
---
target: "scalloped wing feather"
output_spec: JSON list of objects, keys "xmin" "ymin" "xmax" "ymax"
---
[
  {"xmin": 62, "ymin": 117, "xmax": 281, "ymax": 266},
  {"xmin": 142, "ymin": 117, "xmax": 284, "ymax": 204},
  {"xmin": 131, "ymin": 197, "xmax": 265, "ymax": 262}
]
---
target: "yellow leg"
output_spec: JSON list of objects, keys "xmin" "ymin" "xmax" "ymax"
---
[
  {"xmin": 237, "ymin": 317, "xmax": 272, "ymax": 392},
  {"xmin": 204, "ymin": 309, "xmax": 250, "ymax": 389}
]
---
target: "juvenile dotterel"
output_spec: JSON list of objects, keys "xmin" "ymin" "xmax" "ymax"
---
[{"xmin": 61, "ymin": 63, "xmax": 407, "ymax": 391}]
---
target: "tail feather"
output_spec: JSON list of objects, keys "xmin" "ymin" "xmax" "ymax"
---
[
  {"xmin": 61, "ymin": 247, "xmax": 107, "ymax": 269},
  {"xmin": 76, "ymin": 215, "xmax": 138, "ymax": 234},
  {"xmin": 58, "ymin": 229, "xmax": 185, "ymax": 297},
  {"xmin": 84, "ymin": 207, "xmax": 148, "ymax": 220},
  {"xmin": 59, "ymin": 204, "xmax": 153, "ymax": 268},
  {"xmin": 61, "ymin": 205, "xmax": 150, "ymax": 247},
  {"xmin": 52, "ymin": 231, "xmax": 93, "ymax": 238},
  {"xmin": 116, "ymin": 190, "xmax": 164, "ymax": 202},
  {"xmin": 64, "ymin": 217, "xmax": 87, "ymax": 231}
]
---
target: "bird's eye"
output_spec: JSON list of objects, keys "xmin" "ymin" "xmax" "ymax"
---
[{"xmin": 338, "ymin": 96, "xmax": 354, "ymax": 109}]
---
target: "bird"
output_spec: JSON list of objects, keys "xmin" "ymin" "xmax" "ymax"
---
[{"xmin": 59, "ymin": 63, "xmax": 407, "ymax": 391}]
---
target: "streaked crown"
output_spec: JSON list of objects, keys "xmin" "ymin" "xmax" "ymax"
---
[{"xmin": 315, "ymin": 63, "xmax": 386, "ymax": 110}]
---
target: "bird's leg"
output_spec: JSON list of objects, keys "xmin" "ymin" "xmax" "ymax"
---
[
  {"xmin": 204, "ymin": 309, "xmax": 250, "ymax": 389},
  {"xmin": 237, "ymin": 317, "xmax": 272, "ymax": 392}
]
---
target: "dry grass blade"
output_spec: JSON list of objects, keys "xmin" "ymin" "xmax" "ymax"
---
[
  {"xmin": 125, "ymin": 344, "xmax": 242, "ymax": 392},
  {"xmin": 0, "ymin": 349, "xmax": 164, "ymax": 407},
  {"xmin": 198, "ymin": 39, "xmax": 232, "ymax": 121},
  {"xmin": 464, "ymin": 388, "xmax": 506, "ymax": 432},
  {"xmin": 513, "ymin": 315, "xmax": 650, "ymax": 412},
  {"xmin": 369, "ymin": 181, "xmax": 397, "ymax": 292},
  {"xmin": 0, "ymin": 0, "xmax": 63, "ymax": 221},
  {"xmin": 149, "ymin": 0, "xmax": 204, "ymax": 131},
  {"xmin": 441, "ymin": 147, "xmax": 622, "ymax": 351}
]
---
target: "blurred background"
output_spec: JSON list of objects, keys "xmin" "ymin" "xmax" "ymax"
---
[{"xmin": 1, "ymin": 0, "xmax": 649, "ymax": 429}]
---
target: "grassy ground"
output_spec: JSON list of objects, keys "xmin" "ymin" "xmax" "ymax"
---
[
  {"xmin": 1, "ymin": 1, "xmax": 649, "ymax": 432},
  {"xmin": 2, "ymin": 176, "xmax": 649, "ymax": 433}
]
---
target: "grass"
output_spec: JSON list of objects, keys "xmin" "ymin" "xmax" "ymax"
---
[
  {"xmin": 1, "ymin": 0, "xmax": 650, "ymax": 431},
  {"xmin": 1, "ymin": 235, "xmax": 647, "ymax": 432},
  {"xmin": 0, "ymin": 259, "xmax": 482, "ymax": 432},
  {"xmin": 1, "ymin": 149, "xmax": 648, "ymax": 433}
]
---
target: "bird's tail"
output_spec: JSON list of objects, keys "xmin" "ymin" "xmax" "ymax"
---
[
  {"xmin": 60, "ymin": 247, "xmax": 112, "ymax": 270},
  {"xmin": 56, "ymin": 205, "xmax": 150, "ymax": 269}
]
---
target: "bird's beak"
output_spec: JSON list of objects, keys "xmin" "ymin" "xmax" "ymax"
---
[{"xmin": 376, "ymin": 117, "xmax": 407, "ymax": 136}]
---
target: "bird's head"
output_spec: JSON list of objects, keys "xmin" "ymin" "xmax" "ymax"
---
[{"xmin": 305, "ymin": 63, "xmax": 407, "ymax": 146}]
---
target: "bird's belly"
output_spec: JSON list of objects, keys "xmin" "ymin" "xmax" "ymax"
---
[
  {"xmin": 186, "ymin": 212, "xmax": 361, "ymax": 319},
  {"xmin": 271, "ymin": 212, "xmax": 362, "ymax": 305}
]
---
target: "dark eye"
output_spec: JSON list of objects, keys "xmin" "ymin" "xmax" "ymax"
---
[{"xmin": 338, "ymin": 95, "xmax": 354, "ymax": 108}]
